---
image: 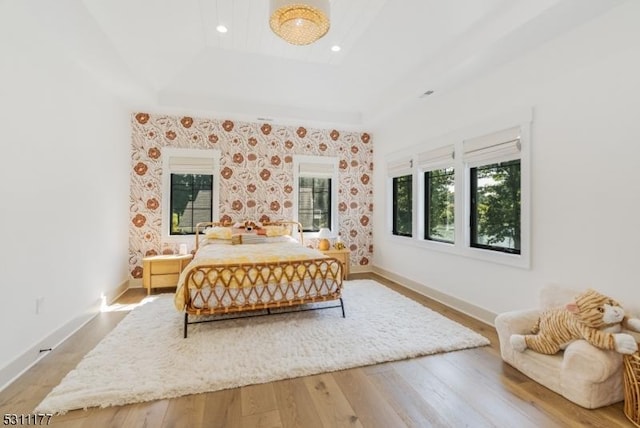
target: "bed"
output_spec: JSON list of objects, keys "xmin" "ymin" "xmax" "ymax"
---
[{"xmin": 174, "ymin": 221, "xmax": 345, "ymax": 337}]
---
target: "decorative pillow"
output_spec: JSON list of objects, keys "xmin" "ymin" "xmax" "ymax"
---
[
  {"xmin": 263, "ymin": 225, "xmax": 289, "ymax": 237},
  {"xmin": 200, "ymin": 238, "xmax": 232, "ymax": 246},
  {"xmin": 204, "ymin": 226, "xmax": 233, "ymax": 240},
  {"xmin": 231, "ymin": 234, "xmax": 266, "ymax": 245}
]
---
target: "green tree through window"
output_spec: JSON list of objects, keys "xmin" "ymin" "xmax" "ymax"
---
[
  {"xmin": 425, "ymin": 168, "xmax": 454, "ymax": 243},
  {"xmin": 470, "ymin": 160, "xmax": 521, "ymax": 253},
  {"xmin": 170, "ymin": 174, "xmax": 213, "ymax": 235},
  {"xmin": 392, "ymin": 175, "xmax": 412, "ymax": 237}
]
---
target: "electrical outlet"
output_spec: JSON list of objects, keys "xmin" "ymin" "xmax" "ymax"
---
[{"xmin": 36, "ymin": 297, "xmax": 44, "ymax": 315}]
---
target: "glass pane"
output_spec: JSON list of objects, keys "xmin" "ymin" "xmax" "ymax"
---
[
  {"xmin": 471, "ymin": 160, "xmax": 520, "ymax": 253},
  {"xmin": 393, "ymin": 175, "xmax": 412, "ymax": 237},
  {"xmin": 170, "ymin": 174, "xmax": 213, "ymax": 235},
  {"xmin": 298, "ymin": 177, "xmax": 331, "ymax": 232},
  {"xmin": 425, "ymin": 168, "xmax": 454, "ymax": 243}
]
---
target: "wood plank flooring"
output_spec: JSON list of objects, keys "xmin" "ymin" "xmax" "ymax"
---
[{"xmin": 0, "ymin": 274, "xmax": 632, "ymax": 427}]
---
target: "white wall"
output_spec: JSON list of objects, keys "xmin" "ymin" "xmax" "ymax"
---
[
  {"xmin": 0, "ymin": 1, "xmax": 147, "ymax": 384},
  {"xmin": 371, "ymin": 2, "xmax": 640, "ymax": 319}
]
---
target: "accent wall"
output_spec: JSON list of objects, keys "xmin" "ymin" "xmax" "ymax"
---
[{"xmin": 129, "ymin": 114, "xmax": 373, "ymax": 278}]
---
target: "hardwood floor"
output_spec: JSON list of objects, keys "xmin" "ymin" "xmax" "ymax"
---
[{"xmin": 0, "ymin": 273, "xmax": 632, "ymax": 427}]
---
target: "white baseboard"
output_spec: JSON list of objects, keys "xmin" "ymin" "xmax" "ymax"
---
[
  {"xmin": 106, "ymin": 279, "xmax": 131, "ymax": 304},
  {"xmin": 349, "ymin": 265, "xmax": 372, "ymax": 274},
  {"xmin": 0, "ymin": 279, "xmax": 129, "ymax": 392},
  {"xmin": 372, "ymin": 265, "xmax": 496, "ymax": 326},
  {"xmin": 129, "ymin": 278, "xmax": 143, "ymax": 288}
]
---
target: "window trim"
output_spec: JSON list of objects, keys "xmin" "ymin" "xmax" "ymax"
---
[
  {"xmin": 424, "ymin": 168, "xmax": 455, "ymax": 244},
  {"xmin": 387, "ymin": 156, "xmax": 414, "ymax": 239},
  {"xmin": 292, "ymin": 155, "xmax": 338, "ymax": 239},
  {"xmin": 169, "ymin": 173, "xmax": 214, "ymax": 236},
  {"xmin": 298, "ymin": 176, "xmax": 332, "ymax": 233},
  {"xmin": 469, "ymin": 160, "xmax": 521, "ymax": 254},
  {"xmin": 391, "ymin": 174, "xmax": 413, "ymax": 237},
  {"xmin": 162, "ymin": 148, "xmax": 221, "ymax": 243},
  {"xmin": 461, "ymin": 123, "xmax": 529, "ymax": 268}
]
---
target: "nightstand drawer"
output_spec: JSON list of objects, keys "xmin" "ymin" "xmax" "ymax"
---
[
  {"xmin": 151, "ymin": 260, "xmax": 182, "ymax": 274},
  {"xmin": 142, "ymin": 254, "xmax": 193, "ymax": 295},
  {"xmin": 150, "ymin": 273, "xmax": 181, "ymax": 287}
]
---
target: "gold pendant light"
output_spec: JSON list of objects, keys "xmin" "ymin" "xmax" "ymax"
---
[{"xmin": 270, "ymin": 0, "xmax": 330, "ymax": 45}]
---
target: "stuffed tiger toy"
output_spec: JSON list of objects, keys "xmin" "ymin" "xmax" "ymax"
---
[{"xmin": 510, "ymin": 289, "xmax": 640, "ymax": 355}]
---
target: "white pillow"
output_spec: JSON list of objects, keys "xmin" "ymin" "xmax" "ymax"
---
[{"xmin": 204, "ymin": 226, "xmax": 233, "ymax": 240}]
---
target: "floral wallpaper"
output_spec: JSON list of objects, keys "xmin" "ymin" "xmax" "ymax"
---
[{"xmin": 129, "ymin": 113, "xmax": 373, "ymax": 279}]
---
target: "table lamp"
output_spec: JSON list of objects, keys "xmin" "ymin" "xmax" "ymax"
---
[{"xmin": 317, "ymin": 228, "xmax": 332, "ymax": 251}]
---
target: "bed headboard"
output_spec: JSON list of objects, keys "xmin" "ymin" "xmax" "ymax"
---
[{"xmin": 194, "ymin": 220, "xmax": 304, "ymax": 252}]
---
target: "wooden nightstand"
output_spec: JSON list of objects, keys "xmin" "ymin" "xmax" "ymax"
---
[
  {"xmin": 142, "ymin": 254, "xmax": 193, "ymax": 295},
  {"xmin": 320, "ymin": 248, "xmax": 350, "ymax": 280}
]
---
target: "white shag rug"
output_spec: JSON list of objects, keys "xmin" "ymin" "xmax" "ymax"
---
[{"xmin": 36, "ymin": 280, "xmax": 489, "ymax": 414}]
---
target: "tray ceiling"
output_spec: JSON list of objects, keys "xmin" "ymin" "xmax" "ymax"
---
[{"xmin": 76, "ymin": 0, "xmax": 628, "ymax": 126}]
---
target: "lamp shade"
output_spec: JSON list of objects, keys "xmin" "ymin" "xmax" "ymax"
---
[
  {"xmin": 270, "ymin": 0, "xmax": 330, "ymax": 45},
  {"xmin": 317, "ymin": 228, "xmax": 332, "ymax": 239}
]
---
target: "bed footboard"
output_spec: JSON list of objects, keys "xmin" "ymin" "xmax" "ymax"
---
[{"xmin": 182, "ymin": 257, "xmax": 344, "ymax": 337}]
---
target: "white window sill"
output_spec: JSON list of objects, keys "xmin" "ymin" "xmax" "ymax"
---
[{"xmin": 386, "ymin": 234, "xmax": 530, "ymax": 269}]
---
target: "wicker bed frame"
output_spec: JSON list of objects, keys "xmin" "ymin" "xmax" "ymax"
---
[{"xmin": 180, "ymin": 221, "xmax": 345, "ymax": 338}]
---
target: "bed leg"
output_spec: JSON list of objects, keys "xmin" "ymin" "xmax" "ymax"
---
[
  {"xmin": 184, "ymin": 313, "xmax": 188, "ymax": 339},
  {"xmin": 340, "ymin": 298, "xmax": 345, "ymax": 318}
]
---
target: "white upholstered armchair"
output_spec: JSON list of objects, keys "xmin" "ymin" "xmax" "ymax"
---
[{"xmin": 495, "ymin": 285, "xmax": 639, "ymax": 409}]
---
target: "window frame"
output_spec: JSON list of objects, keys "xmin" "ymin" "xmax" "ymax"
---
[
  {"xmin": 169, "ymin": 173, "xmax": 214, "ymax": 236},
  {"xmin": 391, "ymin": 174, "xmax": 413, "ymax": 237},
  {"xmin": 423, "ymin": 167, "xmax": 455, "ymax": 244},
  {"xmin": 387, "ymin": 157, "xmax": 414, "ymax": 240},
  {"xmin": 162, "ymin": 148, "xmax": 221, "ymax": 243},
  {"xmin": 469, "ymin": 159, "xmax": 521, "ymax": 254},
  {"xmin": 292, "ymin": 155, "xmax": 338, "ymax": 239},
  {"xmin": 297, "ymin": 176, "xmax": 332, "ymax": 233}
]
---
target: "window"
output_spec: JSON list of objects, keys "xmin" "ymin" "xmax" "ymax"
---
[
  {"xmin": 464, "ymin": 126, "xmax": 522, "ymax": 256},
  {"xmin": 388, "ymin": 157, "xmax": 414, "ymax": 238},
  {"xmin": 392, "ymin": 175, "xmax": 412, "ymax": 237},
  {"xmin": 470, "ymin": 160, "xmax": 520, "ymax": 253},
  {"xmin": 424, "ymin": 168, "xmax": 455, "ymax": 243},
  {"xmin": 170, "ymin": 174, "xmax": 213, "ymax": 235},
  {"xmin": 293, "ymin": 156, "xmax": 338, "ymax": 234},
  {"xmin": 417, "ymin": 145, "xmax": 455, "ymax": 244},
  {"xmin": 298, "ymin": 177, "xmax": 331, "ymax": 232},
  {"xmin": 162, "ymin": 148, "xmax": 220, "ymax": 238}
]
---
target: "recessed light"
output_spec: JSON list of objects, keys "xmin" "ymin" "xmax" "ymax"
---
[
  {"xmin": 216, "ymin": 25, "xmax": 228, "ymax": 33},
  {"xmin": 331, "ymin": 45, "xmax": 341, "ymax": 52}
]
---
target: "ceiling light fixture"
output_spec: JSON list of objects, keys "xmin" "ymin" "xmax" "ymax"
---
[
  {"xmin": 216, "ymin": 25, "xmax": 228, "ymax": 33},
  {"xmin": 331, "ymin": 45, "xmax": 341, "ymax": 52},
  {"xmin": 269, "ymin": 0, "xmax": 330, "ymax": 45}
]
